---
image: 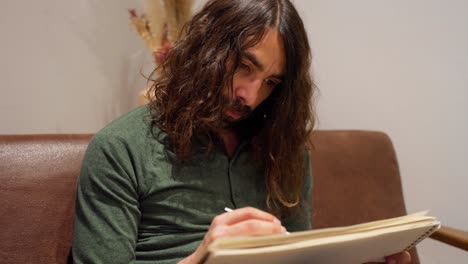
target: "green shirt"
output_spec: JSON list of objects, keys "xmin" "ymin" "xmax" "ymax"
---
[{"xmin": 72, "ymin": 105, "xmax": 312, "ymax": 264}]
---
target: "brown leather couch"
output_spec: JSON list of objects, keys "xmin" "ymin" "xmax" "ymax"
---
[{"xmin": 0, "ymin": 131, "xmax": 465, "ymax": 263}]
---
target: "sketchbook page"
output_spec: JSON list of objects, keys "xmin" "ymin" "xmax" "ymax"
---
[
  {"xmin": 204, "ymin": 221, "xmax": 440, "ymax": 264},
  {"xmin": 210, "ymin": 211, "xmax": 433, "ymax": 250}
]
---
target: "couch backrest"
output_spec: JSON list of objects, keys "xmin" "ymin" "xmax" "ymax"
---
[
  {"xmin": 310, "ymin": 130, "xmax": 408, "ymax": 227},
  {"xmin": 310, "ymin": 130, "xmax": 419, "ymax": 263},
  {"xmin": 0, "ymin": 131, "xmax": 418, "ymax": 263},
  {"xmin": 0, "ymin": 134, "xmax": 92, "ymax": 264}
]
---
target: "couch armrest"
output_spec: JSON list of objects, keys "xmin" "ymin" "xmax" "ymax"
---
[{"xmin": 430, "ymin": 225, "xmax": 468, "ymax": 251}]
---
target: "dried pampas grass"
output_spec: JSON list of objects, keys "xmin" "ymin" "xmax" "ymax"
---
[{"xmin": 143, "ymin": 0, "xmax": 195, "ymax": 49}]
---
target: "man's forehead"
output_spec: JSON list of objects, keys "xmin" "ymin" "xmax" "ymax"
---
[{"xmin": 242, "ymin": 31, "xmax": 286, "ymax": 77}]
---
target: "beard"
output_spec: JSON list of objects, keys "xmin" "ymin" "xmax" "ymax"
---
[
  {"xmin": 219, "ymin": 96, "xmax": 252, "ymax": 128},
  {"xmin": 205, "ymin": 93, "xmax": 269, "ymax": 141}
]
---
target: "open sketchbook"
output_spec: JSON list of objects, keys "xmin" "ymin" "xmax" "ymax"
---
[{"xmin": 200, "ymin": 211, "xmax": 440, "ymax": 264}]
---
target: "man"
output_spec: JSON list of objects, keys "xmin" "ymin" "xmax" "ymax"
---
[{"xmin": 72, "ymin": 1, "xmax": 410, "ymax": 263}]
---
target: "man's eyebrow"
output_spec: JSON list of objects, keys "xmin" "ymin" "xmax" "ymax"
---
[
  {"xmin": 241, "ymin": 51, "xmax": 284, "ymax": 80},
  {"xmin": 271, "ymin": 73, "xmax": 284, "ymax": 80},
  {"xmin": 241, "ymin": 51, "xmax": 264, "ymax": 71}
]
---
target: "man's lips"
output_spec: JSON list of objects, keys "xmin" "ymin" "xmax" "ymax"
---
[{"xmin": 225, "ymin": 109, "xmax": 242, "ymax": 120}]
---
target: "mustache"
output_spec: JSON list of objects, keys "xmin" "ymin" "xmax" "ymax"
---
[{"xmin": 223, "ymin": 96, "xmax": 252, "ymax": 117}]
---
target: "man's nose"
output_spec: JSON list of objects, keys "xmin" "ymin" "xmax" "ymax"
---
[{"xmin": 235, "ymin": 78, "xmax": 263, "ymax": 107}]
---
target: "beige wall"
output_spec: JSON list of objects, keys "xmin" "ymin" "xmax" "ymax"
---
[
  {"xmin": 0, "ymin": 0, "xmax": 150, "ymax": 133},
  {"xmin": 294, "ymin": 0, "xmax": 468, "ymax": 263},
  {"xmin": 1, "ymin": 0, "xmax": 466, "ymax": 262}
]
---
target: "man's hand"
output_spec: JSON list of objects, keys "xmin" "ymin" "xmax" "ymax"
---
[
  {"xmin": 179, "ymin": 207, "xmax": 286, "ymax": 264},
  {"xmin": 384, "ymin": 251, "xmax": 412, "ymax": 264},
  {"xmin": 366, "ymin": 251, "xmax": 412, "ymax": 264}
]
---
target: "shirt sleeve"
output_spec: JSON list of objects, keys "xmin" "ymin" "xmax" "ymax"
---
[
  {"xmin": 282, "ymin": 150, "xmax": 313, "ymax": 232},
  {"xmin": 72, "ymin": 134, "xmax": 141, "ymax": 264}
]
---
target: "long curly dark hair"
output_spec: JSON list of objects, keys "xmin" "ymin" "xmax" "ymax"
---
[{"xmin": 148, "ymin": 0, "xmax": 316, "ymax": 218}]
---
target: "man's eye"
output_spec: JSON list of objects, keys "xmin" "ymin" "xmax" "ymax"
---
[
  {"xmin": 265, "ymin": 79, "xmax": 280, "ymax": 88},
  {"xmin": 240, "ymin": 63, "xmax": 251, "ymax": 73}
]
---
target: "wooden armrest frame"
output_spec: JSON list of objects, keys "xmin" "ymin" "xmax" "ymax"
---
[{"xmin": 430, "ymin": 225, "xmax": 468, "ymax": 251}]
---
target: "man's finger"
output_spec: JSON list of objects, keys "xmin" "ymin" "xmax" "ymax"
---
[
  {"xmin": 385, "ymin": 251, "xmax": 411, "ymax": 264},
  {"xmin": 213, "ymin": 207, "xmax": 280, "ymax": 226},
  {"xmin": 227, "ymin": 219, "xmax": 286, "ymax": 236}
]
